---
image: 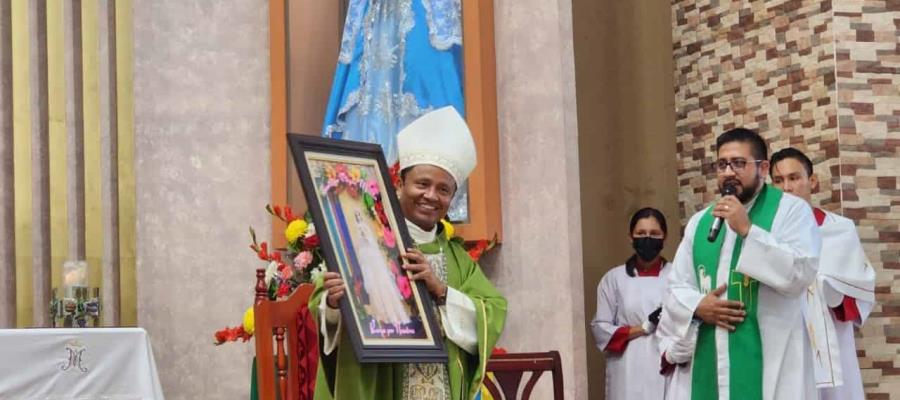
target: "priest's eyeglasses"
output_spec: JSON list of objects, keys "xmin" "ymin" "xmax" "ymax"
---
[{"xmin": 714, "ymin": 158, "xmax": 764, "ymax": 172}]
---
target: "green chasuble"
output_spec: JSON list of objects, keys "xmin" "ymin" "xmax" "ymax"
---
[
  {"xmin": 691, "ymin": 184, "xmax": 782, "ymax": 400},
  {"xmin": 309, "ymin": 233, "xmax": 508, "ymax": 400}
]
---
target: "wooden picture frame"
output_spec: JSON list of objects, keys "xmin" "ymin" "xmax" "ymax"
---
[{"xmin": 287, "ymin": 134, "xmax": 447, "ymax": 363}]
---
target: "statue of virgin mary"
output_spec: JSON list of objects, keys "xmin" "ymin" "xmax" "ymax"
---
[{"xmin": 322, "ymin": 0, "xmax": 469, "ymax": 221}]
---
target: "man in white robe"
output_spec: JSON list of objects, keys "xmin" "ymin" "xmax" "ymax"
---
[
  {"xmin": 770, "ymin": 147, "xmax": 876, "ymax": 400},
  {"xmin": 664, "ymin": 128, "xmax": 821, "ymax": 400}
]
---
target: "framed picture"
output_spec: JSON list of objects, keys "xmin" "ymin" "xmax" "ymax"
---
[{"xmin": 287, "ymin": 134, "xmax": 447, "ymax": 363}]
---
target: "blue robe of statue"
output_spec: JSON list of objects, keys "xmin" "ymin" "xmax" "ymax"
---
[{"xmin": 321, "ymin": 0, "xmax": 465, "ymax": 165}]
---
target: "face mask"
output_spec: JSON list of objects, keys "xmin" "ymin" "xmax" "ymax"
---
[{"xmin": 632, "ymin": 237, "xmax": 664, "ymax": 262}]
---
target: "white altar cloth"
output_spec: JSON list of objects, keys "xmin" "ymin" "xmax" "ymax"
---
[{"xmin": 0, "ymin": 328, "xmax": 164, "ymax": 400}]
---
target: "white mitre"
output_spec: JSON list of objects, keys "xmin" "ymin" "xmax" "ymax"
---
[{"xmin": 397, "ymin": 106, "xmax": 477, "ymax": 185}]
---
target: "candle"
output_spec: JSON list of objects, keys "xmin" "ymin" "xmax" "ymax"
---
[{"xmin": 62, "ymin": 260, "xmax": 88, "ymax": 298}]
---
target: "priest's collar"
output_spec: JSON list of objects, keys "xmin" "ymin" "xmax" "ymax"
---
[{"xmin": 405, "ymin": 219, "xmax": 437, "ymax": 244}]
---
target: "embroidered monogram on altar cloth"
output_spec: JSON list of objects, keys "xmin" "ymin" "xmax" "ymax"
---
[{"xmin": 58, "ymin": 339, "xmax": 89, "ymax": 373}]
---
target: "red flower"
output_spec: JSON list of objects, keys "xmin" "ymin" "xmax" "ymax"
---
[
  {"xmin": 213, "ymin": 325, "xmax": 252, "ymax": 345},
  {"xmin": 277, "ymin": 283, "xmax": 291, "ymax": 297},
  {"xmin": 284, "ymin": 206, "xmax": 297, "ymax": 222},
  {"xmin": 466, "ymin": 237, "xmax": 498, "ymax": 262},
  {"xmin": 467, "ymin": 240, "xmax": 490, "ymax": 261},
  {"xmin": 279, "ymin": 263, "xmax": 293, "ymax": 280},
  {"xmin": 492, "ymin": 347, "xmax": 508, "ymax": 355},
  {"xmin": 388, "ymin": 162, "xmax": 401, "ymax": 188},
  {"xmin": 374, "ymin": 202, "xmax": 389, "ymax": 226},
  {"xmin": 257, "ymin": 242, "xmax": 269, "ymax": 261},
  {"xmin": 214, "ymin": 329, "xmax": 229, "ymax": 344},
  {"xmin": 273, "ymin": 205, "xmax": 283, "ymax": 219},
  {"xmin": 303, "ymin": 234, "xmax": 320, "ymax": 248}
]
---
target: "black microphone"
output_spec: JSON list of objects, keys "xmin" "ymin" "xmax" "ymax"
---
[{"xmin": 707, "ymin": 183, "xmax": 737, "ymax": 242}]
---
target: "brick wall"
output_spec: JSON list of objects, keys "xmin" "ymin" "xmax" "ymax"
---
[{"xmin": 834, "ymin": 1, "xmax": 900, "ymax": 397}]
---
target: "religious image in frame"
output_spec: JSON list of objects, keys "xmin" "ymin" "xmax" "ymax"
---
[{"xmin": 288, "ymin": 134, "xmax": 447, "ymax": 363}]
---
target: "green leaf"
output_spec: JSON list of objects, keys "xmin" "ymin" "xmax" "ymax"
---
[{"xmin": 267, "ymin": 281, "xmax": 277, "ymax": 300}]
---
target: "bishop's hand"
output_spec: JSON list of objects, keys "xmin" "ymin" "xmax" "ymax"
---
[
  {"xmin": 323, "ymin": 272, "xmax": 345, "ymax": 309},
  {"xmin": 402, "ymin": 248, "xmax": 447, "ymax": 301}
]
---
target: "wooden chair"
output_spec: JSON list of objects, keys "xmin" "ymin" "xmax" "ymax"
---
[
  {"xmin": 253, "ymin": 269, "xmax": 318, "ymax": 400},
  {"xmin": 482, "ymin": 351, "xmax": 564, "ymax": 400}
]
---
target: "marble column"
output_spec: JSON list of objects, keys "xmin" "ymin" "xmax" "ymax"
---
[
  {"xmin": 133, "ymin": 1, "xmax": 270, "ymax": 397},
  {"xmin": 491, "ymin": 0, "xmax": 588, "ymax": 398}
]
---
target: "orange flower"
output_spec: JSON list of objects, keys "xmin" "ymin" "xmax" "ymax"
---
[
  {"xmin": 214, "ymin": 329, "xmax": 229, "ymax": 344},
  {"xmin": 284, "ymin": 206, "xmax": 297, "ymax": 222},
  {"xmin": 213, "ymin": 325, "xmax": 252, "ymax": 345},
  {"xmin": 468, "ymin": 240, "xmax": 490, "ymax": 261},
  {"xmin": 257, "ymin": 242, "xmax": 269, "ymax": 261}
]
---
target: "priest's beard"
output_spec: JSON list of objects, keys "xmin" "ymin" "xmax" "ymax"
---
[{"xmin": 722, "ymin": 170, "xmax": 763, "ymax": 204}]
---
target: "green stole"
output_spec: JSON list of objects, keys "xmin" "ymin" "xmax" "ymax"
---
[
  {"xmin": 308, "ymin": 234, "xmax": 507, "ymax": 400},
  {"xmin": 691, "ymin": 184, "xmax": 782, "ymax": 400}
]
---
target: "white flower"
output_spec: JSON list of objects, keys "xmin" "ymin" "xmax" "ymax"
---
[
  {"xmin": 310, "ymin": 262, "xmax": 326, "ymax": 282},
  {"xmin": 264, "ymin": 261, "xmax": 278, "ymax": 285},
  {"xmin": 305, "ymin": 223, "xmax": 316, "ymax": 237}
]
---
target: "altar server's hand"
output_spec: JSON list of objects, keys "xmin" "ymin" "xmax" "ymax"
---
[
  {"xmin": 695, "ymin": 284, "xmax": 745, "ymax": 331},
  {"xmin": 403, "ymin": 248, "xmax": 447, "ymax": 299},
  {"xmin": 713, "ymin": 195, "xmax": 751, "ymax": 237},
  {"xmin": 642, "ymin": 307, "xmax": 663, "ymax": 333},
  {"xmin": 323, "ymin": 272, "xmax": 345, "ymax": 309}
]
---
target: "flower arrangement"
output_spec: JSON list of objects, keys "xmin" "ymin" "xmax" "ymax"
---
[{"xmin": 214, "ymin": 204, "xmax": 324, "ymax": 345}]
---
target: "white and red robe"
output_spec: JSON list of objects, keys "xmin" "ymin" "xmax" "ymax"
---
[{"xmin": 806, "ymin": 208, "xmax": 876, "ymax": 400}]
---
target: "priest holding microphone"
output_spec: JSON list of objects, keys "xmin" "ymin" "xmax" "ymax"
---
[{"xmin": 662, "ymin": 128, "xmax": 822, "ymax": 400}]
